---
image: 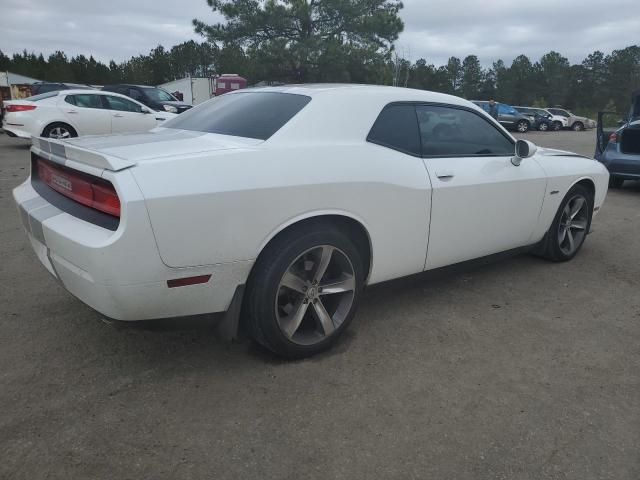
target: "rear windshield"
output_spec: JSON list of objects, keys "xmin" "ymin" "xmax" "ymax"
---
[
  {"xmin": 26, "ymin": 92, "xmax": 59, "ymax": 101},
  {"xmin": 162, "ymin": 92, "xmax": 312, "ymax": 140}
]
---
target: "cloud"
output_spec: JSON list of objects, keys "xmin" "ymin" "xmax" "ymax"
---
[
  {"xmin": 398, "ymin": 0, "xmax": 639, "ymax": 66},
  {"xmin": 1, "ymin": 0, "xmax": 637, "ymax": 68}
]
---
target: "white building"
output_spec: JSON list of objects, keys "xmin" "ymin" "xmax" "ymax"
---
[{"xmin": 1, "ymin": 71, "xmax": 41, "ymax": 100}]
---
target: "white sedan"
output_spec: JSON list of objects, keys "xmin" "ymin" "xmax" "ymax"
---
[
  {"xmin": 13, "ymin": 85, "xmax": 609, "ymax": 358},
  {"xmin": 2, "ymin": 89, "xmax": 175, "ymax": 139}
]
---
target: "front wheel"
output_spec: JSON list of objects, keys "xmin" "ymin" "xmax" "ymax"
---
[
  {"xmin": 537, "ymin": 184, "xmax": 593, "ymax": 262},
  {"xmin": 538, "ymin": 122, "xmax": 549, "ymax": 132},
  {"xmin": 516, "ymin": 120, "xmax": 530, "ymax": 133},
  {"xmin": 552, "ymin": 121, "xmax": 562, "ymax": 131},
  {"xmin": 245, "ymin": 223, "xmax": 364, "ymax": 358}
]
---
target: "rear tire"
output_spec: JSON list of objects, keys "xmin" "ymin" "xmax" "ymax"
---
[
  {"xmin": 537, "ymin": 184, "xmax": 593, "ymax": 262},
  {"xmin": 244, "ymin": 222, "xmax": 364, "ymax": 358},
  {"xmin": 516, "ymin": 120, "xmax": 530, "ymax": 133},
  {"xmin": 609, "ymin": 177, "xmax": 624, "ymax": 189},
  {"xmin": 572, "ymin": 122, "xmax": 584, "ymax": 132},
  {"xmin": 552, "ymin": 121, "xmax": 562, "ymax": 131},
  {"xmin": 42, "ymin": 122, "xmax": 77, "ymax": 139}
]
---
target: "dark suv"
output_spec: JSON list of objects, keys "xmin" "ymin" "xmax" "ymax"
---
[
  {"xmin": 102, "ymin": 84, "xmax": 192, "ymax": 113},
  {"xmin": 513, "ymin": 106, "xmax": 559, "ymax": 131},
  {"xmin": 472, "ymin": 101, "xmax": 531, "ymax": 132},
  {"xmin": 30, "ymin": 82, "xmax": 95, "ymax": 95}
]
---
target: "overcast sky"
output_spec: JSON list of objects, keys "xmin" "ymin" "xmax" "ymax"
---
[{"xmin": 2, "ymin": 0, "xmax": 638, "ymax": 67}]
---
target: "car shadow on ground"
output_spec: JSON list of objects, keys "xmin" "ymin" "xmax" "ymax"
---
[{"xmin": 75, "ymin": 248, "xmax": 544, "ymax": 369}]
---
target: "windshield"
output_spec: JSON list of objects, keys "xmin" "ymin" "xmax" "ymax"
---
[
  {"xmin": 25, "ymin": 92, "xmax": 59, "ymax": 101},
  {"xmin": 143, "ymin": 87, "xmax": 177, "ymax": 102},
  {"xmin": 162, "ymin": 92, "xmax": 312, "ymax": 140}
]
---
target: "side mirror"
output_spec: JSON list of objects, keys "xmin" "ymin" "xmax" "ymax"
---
[
  {"xmin": 141, "ymin": 108, "xmax": 152, "ymax": 114},
  {"xmin": 512, "ymin": 139, "xmax": 537, "ymax": 166}
]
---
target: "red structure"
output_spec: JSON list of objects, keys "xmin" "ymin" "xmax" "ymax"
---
[{"xmin": 213, "ymin": 74, "xmax": 247, "ymax": 96}]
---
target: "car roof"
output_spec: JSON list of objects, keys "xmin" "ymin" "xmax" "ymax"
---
[
  {"xmin": 104, "ymin": 84, "xmax": 159, "ymax": 89},
  {"xmin": 240, "ymin": 84, "xmax": 474, "ymax": 108},
  {"xmin": 54, "ymin": 89, "xmax": 142, "ymax": 99},
  {"xmin": 214, "ymin": 84, "xmax": 505, "ymax": 145}
]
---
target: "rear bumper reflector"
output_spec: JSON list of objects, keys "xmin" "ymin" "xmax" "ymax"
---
[{"xmin": 167, "ymin": 275, "xmax": 212, "ymax": 288}]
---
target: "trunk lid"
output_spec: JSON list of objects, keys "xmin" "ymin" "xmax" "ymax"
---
[{"xmin": 32, "ymin": 128, "xmax": 262, "ymax": 171}]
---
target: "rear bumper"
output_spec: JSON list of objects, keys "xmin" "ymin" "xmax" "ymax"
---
[
  {"xmin": 13, "ymin": 177, "xmax": 252, "ymax": 321},
  {"xmin": 2, "ymin": 124, "xmax": 32, "ymax": 139},
  {"xmin": 597, "ymin": 149, "xmax": 640, "ymax": 178}
]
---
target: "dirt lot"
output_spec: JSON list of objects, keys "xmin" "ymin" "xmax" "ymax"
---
[{"xmin": 1, "ymin": 130, "xmax": 638, "ymax": 479}]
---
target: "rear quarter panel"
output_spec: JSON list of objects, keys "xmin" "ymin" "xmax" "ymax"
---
[{"xmin": 131, "ymin": 143, "xmax": 432, "ymax": 285}]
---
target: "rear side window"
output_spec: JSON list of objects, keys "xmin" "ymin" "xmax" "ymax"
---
[
  {"xmin": 367, "ymin": 104, "xmax": 421, "ymax": 156},
  {"xmin": 163, "ymin": 92, "xmax": 311, "ymax": 140}
]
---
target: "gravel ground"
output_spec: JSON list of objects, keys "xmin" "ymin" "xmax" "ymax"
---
[{"xmin": 0, "ymin": 130, "xmax": 638, "ymax": 479}]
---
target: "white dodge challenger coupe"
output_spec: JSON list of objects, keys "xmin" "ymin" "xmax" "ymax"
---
[{"xmin": 13, "ymin": 85, "xmax": 609, "ymax": 358}]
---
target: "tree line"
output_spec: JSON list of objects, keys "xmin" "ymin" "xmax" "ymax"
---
[{"xmin": 1, "ymin": 0, "xmax": 638, "ymax": 116}]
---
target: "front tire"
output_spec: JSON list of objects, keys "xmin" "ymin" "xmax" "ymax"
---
[
  {"xmin": 572, "ymin": 122, "xmax": 584, "ymax": 132},
  {"xmin": 552, "ymin": 121, "xmax": 562, "ymax": 131},
  {"xmin": 42, "ymin": 122, "xmax": 77, "ymax": 139},
  {"xmin": 245, "ymin": 222, "xmax": 364, "ymax": 358},
  {"xmin": 538, "ymin": 121, "xmax": 549, "ymax": 132},
  {"xmin": 538, "ymin": 184, "xmax": 593, "ymax": 262}
]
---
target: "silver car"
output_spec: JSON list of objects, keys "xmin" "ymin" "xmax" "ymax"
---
[{"xmin": 547, "ymin": 108, "xmax": 596, "ymax": 131}]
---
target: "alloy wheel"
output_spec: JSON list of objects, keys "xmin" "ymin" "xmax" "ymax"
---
[
  {"xmin": 517, "ymin": 121, "xmax": 528, "ymax": 132},
  {"xmin": 49, "ymin": 126, "xmax": 71, "ymax": 139},
  {"xmin": 557, "ymin": 195, "xmax": 589, "ymax": 256},
  {"xmin": 539, "ymin": 122, "xmax": 548, "ymax": 131},
  {"xmin": 275, "ymin": 245, "xmax": 356, "ymax": 346}
]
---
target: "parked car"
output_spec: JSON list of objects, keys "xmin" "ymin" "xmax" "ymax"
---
[
  {"xmin": 13, "ymin": 85, "xmax": 609, "ymax": 358},
  {"xmin": 30, "ymin": 82, "xmax": 95, "ymax": 96},
  {"xmin": 473, "ymin": 101, "xmax": 531, "ymax": 132},
  {"xmin": 102, "ymin": 84, "xmax": 193, "ymax": 113},
  {"xmin": 547, "ymin": 107, "xmax": 596, "ymax": 131},
  {"xmin": 2, "ymin": 89, "xmax": 175, "ymax": 139},
  {"xmin": 513, "ymin": 106, "xmax": 563, "ymax": 131},
  {"xmin": 595, "ymin": 90, "xmax": 640, "ymax": 188}
]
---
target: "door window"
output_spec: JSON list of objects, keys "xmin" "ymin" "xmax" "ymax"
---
[
  {"xmin": 105, "ymin": 95, "xmax": 144, "ymax": 113},
  {"xmin": 416, "ymin": 105, "xmax": 514, "ymax": 157},
  {"xmin": 128, "ymin": 89, "xmax": 144, "ymax": 102},
  {"xmin": 68, "ymin": 94, "xmax": 104, "ymax": 109},
  {"xmin": 498, "ymin": 104, "xmax": 517, "ymax": 115},
  {"xmin": 367, "ymin": 104, "xmax": 421, "ymax": 156}
]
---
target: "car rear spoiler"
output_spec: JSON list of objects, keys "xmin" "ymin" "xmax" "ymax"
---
[{"xmin": 31, "ymin": 137, "xmax": 136, "ymax": 171}]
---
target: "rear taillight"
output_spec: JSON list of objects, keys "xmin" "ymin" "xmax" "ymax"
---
[
  {"xmin": 609, "ymin": 132, "xmax": 618, "ymax": 144},
  {"xmin": 6, "ymin": 104, "xmax": 37, "ymax": 112},
  {"xmin": 37, "ymin": 159, "xmax": 120, "ymax": 217}
]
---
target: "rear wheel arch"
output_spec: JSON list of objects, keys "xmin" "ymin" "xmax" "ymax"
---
[
  {"xmin": 253, "ymin": 214, "xmax": 373, "ymax": 284},
  {"xmin": 41, "ymin": 121, "xmax": 78, "ymax": 138}
]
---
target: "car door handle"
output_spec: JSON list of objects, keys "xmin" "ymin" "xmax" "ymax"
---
[
  {"xmin": 435, "ymin": 171, "xmax": 455, "ymax": 180},
  {"xmin": 113, "ymin": 113, "xmax": 124, "ymax": 118},
  {"xmin": 66, "ymin": 110, "xmax": 78, "ymax": 114}
]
